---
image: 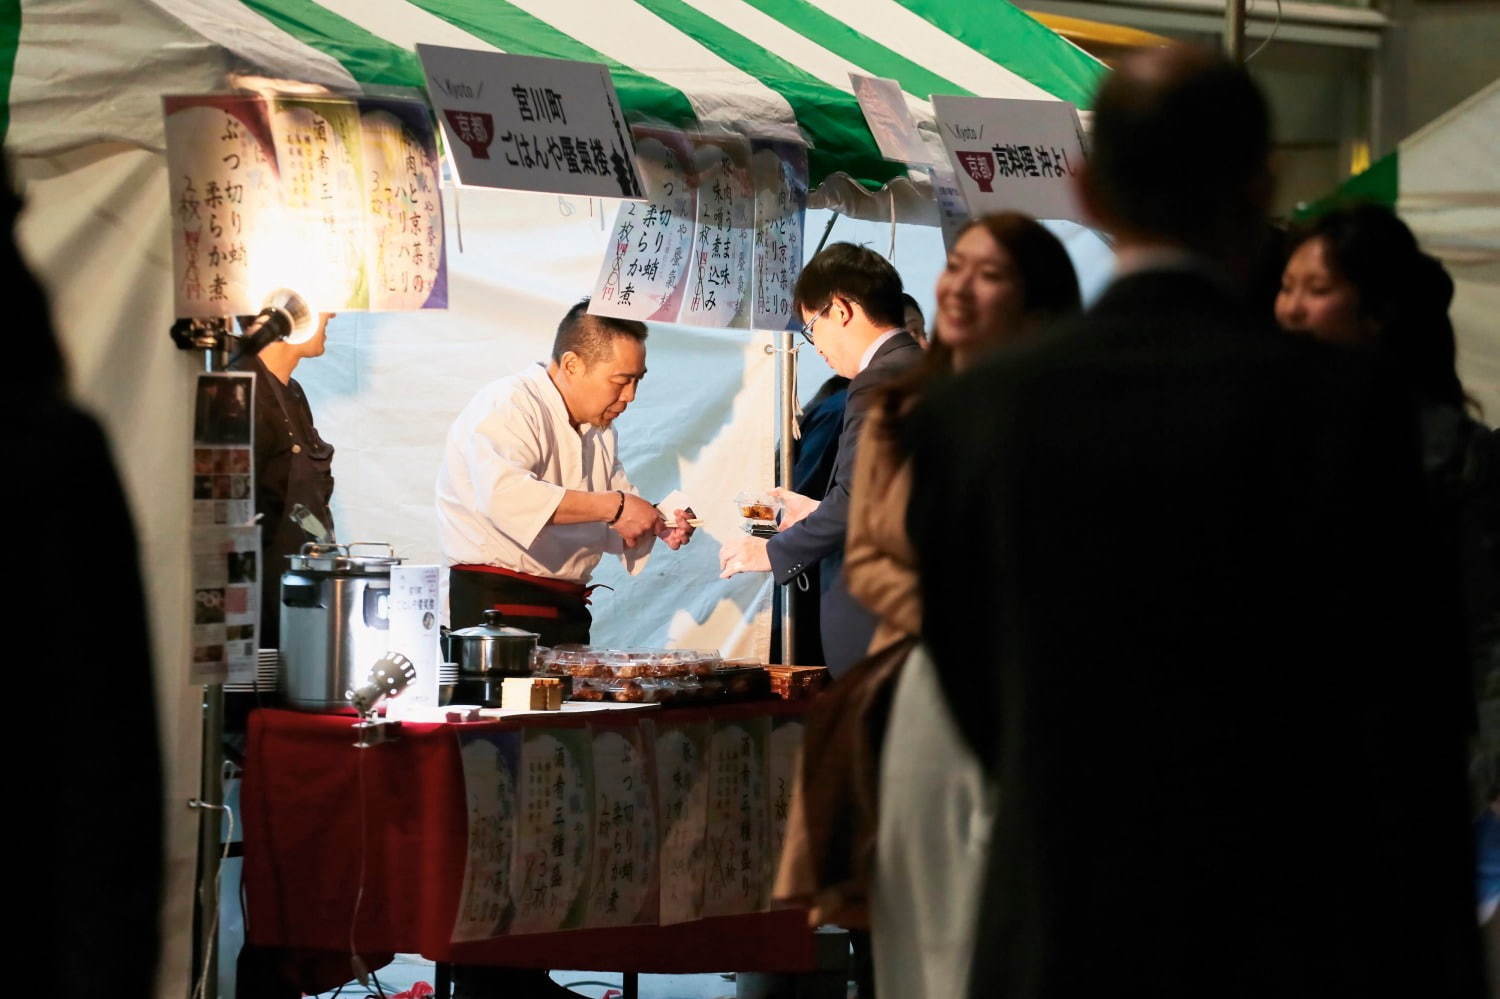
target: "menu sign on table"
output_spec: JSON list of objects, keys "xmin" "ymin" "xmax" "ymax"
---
[
  {"xmin": 585, "ymin": 722, "xmax": 660, "ymax": 927},
  {"xmin": 703, "ymin": 717, "xmax": 771, "ymax": 918},
  {"xmin": 417, "ymin": 44, "xmax": 644, "ymax": 200},
  {"xmin": 453, "ymin": 729, "xmax": 522, "ymax": 941},
  {"xmin": 655, "ymin": 720, "xmax": 710, "ymax": 925},
  {"xmin": 768, "ymin": 717, "xmax": 804, "ymax": 859},
  {"xmin": 512, "ymin": 728, "xmax": 594, "ymax": 934},
  {"xmin": 932, "ymin": 95, "xmax": 1087, "ymax": 224}
]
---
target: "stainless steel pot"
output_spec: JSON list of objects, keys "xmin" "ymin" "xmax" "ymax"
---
[
  {"xmin": 278, "ymin": 542, "xmax": 403, "ymax": 713},
  {"xmin": 449, "ymin": 609, "xmax": 538, "ymax": 677}
]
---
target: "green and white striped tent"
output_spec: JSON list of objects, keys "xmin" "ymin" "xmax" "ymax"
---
[
  {"xmin": 1311, "ymin": 78, "xmax": 1500, "ymax": 419},
  {"xmin": 3, "ymin": 6, "xmax": 1103, "ymax": 994},
  {"xmin": 4, "ymin": 0, "xmax": 1105, "ymax": 197}
]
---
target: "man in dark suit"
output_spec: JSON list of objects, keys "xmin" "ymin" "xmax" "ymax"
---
[
  {"xmin": 907, "ymin": 46, "xmax": 1481, "ymax": 997},
  {"xmin": 721, "ymin": 243, "xmax": 922, "ymax": 675}
]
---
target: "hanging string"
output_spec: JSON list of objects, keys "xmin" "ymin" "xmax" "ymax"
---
[
  {"xmin": 888, "ymin": 188, "xmax": 898, "ymax": 260},
  {"xmin": 454, "ymin": 185, "xmax": 464, "ymax": 254}
]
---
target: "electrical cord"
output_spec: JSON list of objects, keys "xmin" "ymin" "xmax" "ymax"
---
[
  {"xmin": 350, "ymin": 746, "xmax": 370, "ymax": 986},
  {"xmin": 189, "ymin": 798, "xmax": 237, "ymax": 999},
  {"xmin": 1244, "ymin": 0, "xmax": 1284, "ymax": 62}
]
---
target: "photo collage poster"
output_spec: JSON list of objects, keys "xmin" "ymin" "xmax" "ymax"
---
[{"xmin": 190, "ymin": 371, "xmax": 259, "ymax": 684}]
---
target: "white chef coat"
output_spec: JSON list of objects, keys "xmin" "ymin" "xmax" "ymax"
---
[{"xmin": 436, "ymin": 362, "xmax": 650, "ymax": 583}]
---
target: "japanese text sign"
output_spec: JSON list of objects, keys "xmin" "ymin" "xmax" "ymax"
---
[
  {"xmin": 163, "ymin": 94, "xmax": 448, "ymax": 316},
  {"xmin": 417, "ymin": 44, "xmax": 645, "ymax": 200},
  {"xmin": 590, "ymin": 132, "xmax": 698, "ymax": 322},
  {"xmin": 931, "ymin": 95, "xmax": 1087, "ymax": 224}
]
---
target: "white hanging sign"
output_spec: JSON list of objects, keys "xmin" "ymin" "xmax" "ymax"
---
[
  {"xmin": 932, "ymin": 95, "xmax": 1087, "ymax": 224},
  {"xmin": 418, "ymin": 43, "xmax": 645, "ymax": 200}
]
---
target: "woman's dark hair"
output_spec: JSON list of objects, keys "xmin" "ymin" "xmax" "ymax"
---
[
  {"xmin": 880, "ymin": 212, "xmax": 1081, "ymax": 433},
  {"xmin": 1287, "ymin": 202, "xmax": 1464, "ymax": 409}
]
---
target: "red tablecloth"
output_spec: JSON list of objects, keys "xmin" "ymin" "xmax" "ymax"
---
[{"xmin": 242, "ymin": 703, "xmax": 818, "ymax": 973}]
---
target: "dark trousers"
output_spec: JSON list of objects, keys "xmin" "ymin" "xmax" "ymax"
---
[{"xmin": 449, "ymin": 566, "xmax": 593, "ymax": 647}]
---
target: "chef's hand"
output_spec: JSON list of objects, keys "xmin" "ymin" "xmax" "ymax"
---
[
  {"xmin": 656, "ymin": 507, "xmax": 696, "ymax": 550},
  {"xmin": 611, "ymin": 492, "xmax": 665, "ymax": 547},
  {"xmin": 770, "ymin": 487, "xmax": 820, "ymax": 530},
  {"xmin": 719, "ymin": 535, "xmax": 771, "ymax": 578}
]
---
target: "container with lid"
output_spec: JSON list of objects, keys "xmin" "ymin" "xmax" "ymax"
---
[
  {"xmin": 449, "ymin": 609, "xmax": 540, "ymax": 678},
  {"xmin": 279, "ymin": 542, "xmax": 404, "ymax": 713}
]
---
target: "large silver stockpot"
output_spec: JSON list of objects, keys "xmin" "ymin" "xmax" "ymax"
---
[{"xmin": 278, "ymin": 542, "xmax": 403, "ymax": 713}]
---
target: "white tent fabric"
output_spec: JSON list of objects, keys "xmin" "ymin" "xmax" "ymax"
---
[
  {"xmin": 298, "ymin": 184, "xmax": 779, "ymax": 655},
  {"xmin": 1394, "ymin": 79, "xmax": 1500, "ymax": 418},
  {"xmin": 13, "ymin": 143, "xmax": 204, "ymax": 999}
]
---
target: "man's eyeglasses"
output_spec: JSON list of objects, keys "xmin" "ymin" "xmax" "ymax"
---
[{"xmin": 798, "ymin": 304, "xmax": 832, "ymax": 347}]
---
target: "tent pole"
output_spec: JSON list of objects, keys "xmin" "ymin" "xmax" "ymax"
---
[
  {"xmin": 778, "ymin": 327, "xmax": 796, "ymax": 666},
  {"xmin": 1223, "ymin": 0, "xmax": 1247, "ymax": 61},
  {"xmin": 812, "ymin": 211, "xmax": 840, "ymax": 256},
  {"xmin": 193, "ymin": 345, "xmax": 229, "ymax": 999}
]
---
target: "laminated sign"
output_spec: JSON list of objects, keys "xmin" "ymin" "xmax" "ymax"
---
[
  {"xmin": 163, "ymin": 94, "xmax": 448, "ymax": 315},
  {"xmin": 418, "ymin": 44, "xmax": 645, "ymax": 200},
  {"xmin": 932, "ymin": 96, "xmax": 1088, "ymax": 224}
]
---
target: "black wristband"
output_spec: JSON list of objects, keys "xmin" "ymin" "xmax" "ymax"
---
[{"xmin": 607, "ymin": 490, "xmax": 626, "ymax": 525}]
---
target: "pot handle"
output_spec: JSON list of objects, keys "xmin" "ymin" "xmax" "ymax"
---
[
  {"xmin": 346, "ymin": 541, "xmax": 396, "ymax": 558},
  {"xmin": 483, "ymin": 608, "xmax": 506, "ymax": 627}
]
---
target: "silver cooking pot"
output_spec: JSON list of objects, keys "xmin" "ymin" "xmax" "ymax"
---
[
  {"xmin": 279, "ymin": 541, "xmax": 403, "ymax": 713},
  {"xmin": 449, "ymin": 609, "xmax": 538, "ymax": 677}
]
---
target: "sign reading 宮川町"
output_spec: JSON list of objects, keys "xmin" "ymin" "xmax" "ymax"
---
[{"xmin": 418, "ymin": 44, "xmax": 646, "ymax": 201}]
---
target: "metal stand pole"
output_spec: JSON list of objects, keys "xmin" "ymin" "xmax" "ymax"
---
[
  {"xmin": 777, "ymin": 329, "xmax": 797, "ymax": 667},
  {"xmin": 193, "ymin": 342, "xmax": 230, "ymax": 999},
  {"xmin": 1223, "ymin": 0, "xmax": 1247, "ymax": 61},
  {"xmin": 194, "ymin": 684, "xmax": 225, "ymax": 999}
]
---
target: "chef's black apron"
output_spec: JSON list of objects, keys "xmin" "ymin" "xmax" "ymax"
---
[
  {"xmin": 242, "ymin": 356, "xmax": 336, "ymax": 649},
  {"xmin": 449, "ymin": 564, "xmax": 593, "ymax": 647}
]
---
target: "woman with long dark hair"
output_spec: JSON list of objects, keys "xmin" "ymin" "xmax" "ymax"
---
[
  {"xmin": 1279, "ymin": 202, "xmax": 1500, "ymax": 925},
  {"xmin": 773, "ymin": 212, "xmax": 1080, "ymax": 998}
]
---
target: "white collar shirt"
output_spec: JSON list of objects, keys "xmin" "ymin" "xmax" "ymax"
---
[
  {"xmin": 857, "ymin": 328, "xmax": 903, "ymax": 375},
  {"xmin": 435, "ymin": 362, "xmax": 647, "ymax": 583}
]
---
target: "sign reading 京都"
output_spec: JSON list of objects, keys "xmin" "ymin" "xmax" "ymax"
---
[
  {"xmin": 417, "ymin": 43, "xmax": 645, "ymax": 200},
  {"xmin": 932, "ymin": 95, "xmax": 1087, "ymax": 224}
]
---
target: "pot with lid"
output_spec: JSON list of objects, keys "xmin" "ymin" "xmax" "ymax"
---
[
  {"xmin": 279, "ymin": 541, "xmax": 403, "ymax": 713},
  {"xmin": 449, "ymin": 609, "xmax": 539, "ymax": 678}
]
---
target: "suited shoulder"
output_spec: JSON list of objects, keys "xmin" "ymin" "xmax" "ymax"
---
[{"xmin": 848, "ymin": 331, "xmax": 923, "ymax": 397}]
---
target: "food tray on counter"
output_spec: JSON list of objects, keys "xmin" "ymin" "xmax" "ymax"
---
[{"xmin": 532, "ymin": 648, "xmax": 773, "ymax": 705}]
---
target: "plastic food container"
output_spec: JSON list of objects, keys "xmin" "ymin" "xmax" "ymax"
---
[
  {"xmin": 606, "ymin": 678, "xmax": 669, "ymax": 703},
  {"xmin": 569, "ymin": 675, "xmax": 611, "ymax": 702},
  {"xmin": 734, "ymin": 490, "xmax": 781, "ymax": 526}
]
